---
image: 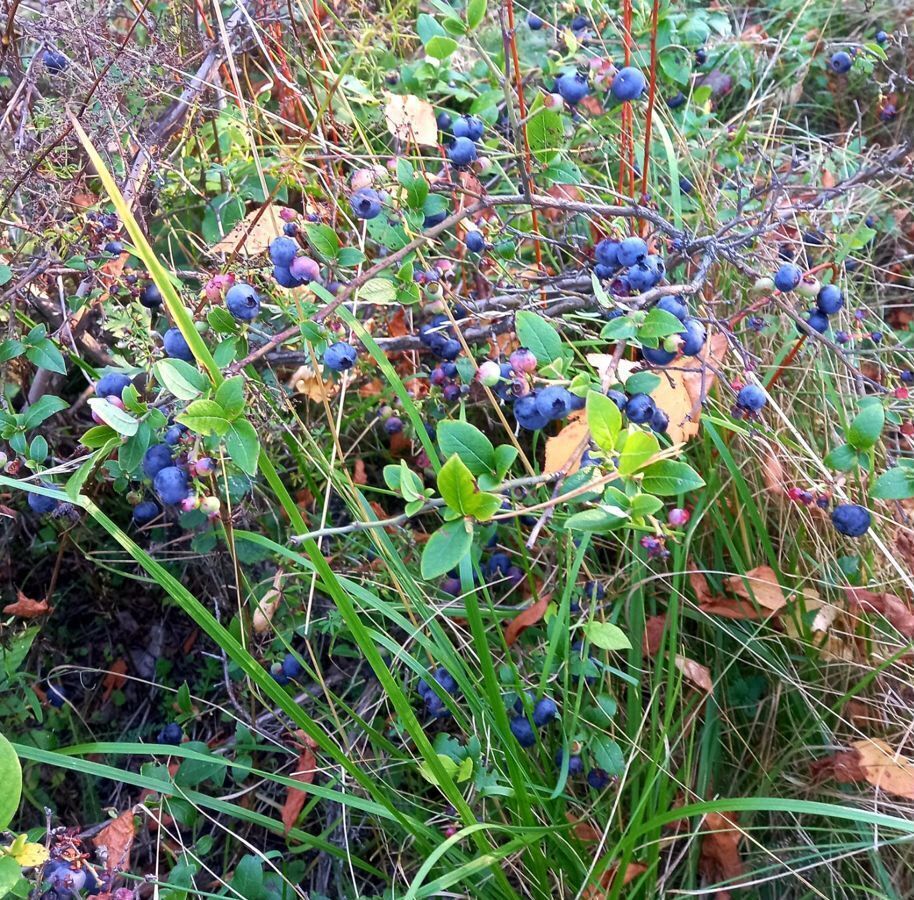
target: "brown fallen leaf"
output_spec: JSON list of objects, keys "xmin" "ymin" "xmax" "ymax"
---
[
  {"xmin": 543, "ymin": 410, "xmax": 588, "ymax": 475},
  {"xmin": 282, "ymin": 736, "xmax": 318, "ymax": 833},
  {"xmin": 504, "ymin": 594, "xmax": 551, "ymax": 647},
  {"xmin": 582, "ymin": 861, "xmax": 649, "ymax": 898},
  {"xmin": 211, "ymin": 204, "xmax": 285, "ymax": 255},
  {"xmin": 388, "ymin": 307, "xmax": 409, "ymax": 338},
  {"xmin": 384, "ymin": 93, "xmax": 438, "ymax": 147},
  {"xmin": 3, "ymin": 591, "xmax": 51, "ymax": 618},
  {"xmin": 254, "ymin": 569, "xmax": 286, "ymax": 634},
  {"xmin": 93, "ymin": 809, "xmax": 136, "ymax": 872},
  {"xmin": 760, "ymin": 443, "xmax": 786, "ymax": 498},
  {"xmin": 565, "ymin": 811, "xmax": 602, "ymax": 842},
  {"xmin": 287, "ymin": 364, "xmax": 338, "ymax": 401},
  {"xmin": 815, "ymin": 739, "xmax": 914, "ymax": 801},
  {"xmin": 352, "ymin": 459, "xmax": 368, "ymax": 485},
  {"xmin": 650, "ymin": 332, "xmax": 727, "ymax": 444},
  {"xmin": 102, "ymin": 659, "xmax": 128, "ymax": 703},
  {"xmin": 643, "ymin": 614, "xmax": 668, "ymax": 655},
  {"xmin": 699, "ymin": 812, "xmax": 743, "ymax": 898},
  {"xmin": 724, "ymin": 565, "xmax": 787, "ymax": 613},
  {"xmin": 643, "ymin": 615, "xmax": 712, "ymax": 691},
  {"xmin": 846, "ymin": 588, "xmax": 914, "ymax": 638}
]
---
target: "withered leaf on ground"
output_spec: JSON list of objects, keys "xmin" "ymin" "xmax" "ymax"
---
[
  {"xmin": 282, "ymin": 734, "xmax": 319, "ymax": 833},
  {"xmin": 817, "ymin": 739, "xmax": 914, "ymax": 800},
  {"xmin": 699, "ymin": 812, "xmax": 744, "ymax": 898},
  {"xmin": 3, "ymin": 591, "xmax": 51, "ymax": 618},
  {"xmin": 543, "ymin": 410, "xmax": 588, "ymax": 475},
  {"xmin": 93, "ymin": 809, "xmax": 136, "ymax": 871},
  {"xmin": 504, "ymin": 594, "xmax": 551, "ymax": 647}
]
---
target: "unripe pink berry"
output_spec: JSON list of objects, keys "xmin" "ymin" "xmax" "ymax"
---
[
  {"xmin": 200, "ymin": 496, "xmax": 221, "ymax": 517},
  {"xmin": 796, "ymin": 276, "xmax": 821, "ymax": 298},
  {"xmin": 195, "ymin": 457, "xmax": 215, "ymax": 476},
  {"xmin": 279, "ymin": 208, "xmax": 297, "ymax": 222},
  {"xmin": 509, "ymin": 348, "xmax": 538, "ymax": 374},
  {"xmin": 544, "ymin": 93, "xmax": 564, "ymax": 111},
  {"xmin": 290, "ymin": 255, "xmax": 320, "ymax": 283},
  {"xmin": 180, "ymin": 495, "xmax": 201, "ymax": 512},
  {"xmin": 668, "ymin": 507, "xmax": 690, "ymax": 527},
  {"xmin": 477, "ymin": 360, "xmax": 502, "ymax": 387}
]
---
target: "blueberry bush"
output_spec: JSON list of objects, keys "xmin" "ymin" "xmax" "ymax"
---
[{"xmin": 0, "ymin": 0, "xmax": 912, "ymax": 897}]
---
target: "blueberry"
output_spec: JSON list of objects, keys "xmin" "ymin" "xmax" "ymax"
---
[
  {"xmin": 555, "ymin": 71, "xmax": 589, "ymax": 106},
  {"xmin": 835, "ymin": 330, "xmax": 850, "ymax": 344},
  {"xmin": 465, "ymin": 230, "xmax": 485, "ymax": 253},
  {"xmin": 555, "ymin": 750, "xmax": 583, "ymax": 775},
  {"xmin": 225, "ymin": 282, "xmax": 261, "ymax": 320},
  {"xmin": 282, "ymin": 653, "xmax": 303, "ymax": 678},
  {"xmin": 424, "ymin": 210, "xmax": 448, "ymax": 228},
  {"xmin": 773, "ymin": 263, "xmax": 802, "ymax": 292},
  {"xmin": 870, "ymin": 331, "xmax": 883, "ymax": 344},
  {"xmin": 272, "ymin": 266, "xmax": 304, "ymax": 289},
  {"xmin": 829, "ymin": 51, "xmax": 853, "ymax": 74},
  {"xmin": 434, "ymin": 667, "xmax": 458, "ymax": 694},
  {"xmin": 436, "ymin": 111, "xmax": 452, "ymax": 131},
  {"xmin": 627, "ymin": 255, "xmax": 665, "ymax": 291},
  {"xmin": 104, "ymin": 241, "xmax": 123, "ymax": 254},
  {"xmin": 650, "ymin": 407, "xmax": 669, "ymax": 433},
  {"xmin": 42, "ymin": 49, "xmax": 68, "ymax": 73},
  {"xmin": 447, "ymin": 136, "xmax": 478, "ymax": 167},
  {"xmin": 154, "ymin": 466, "xmax": 190, "ymax": 505},
  {"xmin": 594, "ymin": 264, "xmax": 616, "ymax": 280},
  {"xmin": 616, "ymin": 236, "xmax": 648, "ymax": 267},
  {"xmin": 157, "ymin": 722, "xmax": 184, "ymax": 745},
  {"xmin": 350, "ymin": 188, "xmax": 382, "ymax": 219},
  {"xmin": 324, "ymin": 342, "xmax": 357, "ymax": 371},
  {"xmin": 679, "ymin": 176, "xmax": 694, "ymax": 194},
  {"xmin": 452, "ymin": 115, "xmax": 484, "ymax": 142},
  {"xmin": 142, "ymin": 444, "xmax": 173, "ymax": 479},
  {"xmin": 164, "ymin": 424, "xmax": 186, "ymax": 445},
  {"xmin": 441, "ymin": 361, "xmax": 458, "ymax": 377},
  {"xmin": 624, "ymin": 393, "xmax": 656, "ymax": 424},
  {"xmin": 532, "ymin": 697, "xmax": 558, "ymax": 726},
  {"xmin": 801, "ymin": 310, "xmax": 830, "ymax": 334},
  {"xmin": 611, "ymin": 66, "xmax": 647, "ymax": 102},
  {"xmin": 435, "ymin": 339, "xmax": 462, "ymax": 361},
  {"xmin": 642, "ymin": 345, "xmax": 676, "ymax": 366},
  {"xmin": 655, "ymin": 295, "xmax": 689, "ymax": 321},
  {"xmin": 679, "ymin": 318, "xmax": 706, "ymax": 356},
  {"xmin": 290, "ymin": 256, "xmax": 320, "ymax": 283},
  {"xmin": 587, "ymin": 768, "xmax": 610, "ymax": 790},
  {"xmin": 535, "ymin": 385, "xmax": 575, "ymax": 421},
  {"xmin": 594, "ymin": 238, "xmax": 620, "ymax": 269},
  {"xmin": 515, "ymin": 394, "xmax": 550, "ymax": 431},
  {"xmin": 132, "ymin": 500, "xmax": 160, "ymax": 525},
  {"xmin": 47, "ymin": 684, "xmax": 66, "ymax": 708},
  {"xmin": 816, "ymin": 284, "xmax": 844, "ymax": 315},
  {"xmin": 283, "ymin": 222, "xmax": 299, "ymax": 236},
  {"xmin": 163, "ymin": 328, "xmax": 193, "ymax": 362},
  {"xmin": 606, "ymin": 389, "xmax": 627, "ymax": 410},
  {"xmin": 901, "ymin": 370, "xmax": 914, "ymax": 384},
  {"xmin": 527, "ymin": 12, "xmax": 544, "ymax": 29},
  {"xmin": 269, "ymin": 236, "xmax": 298, "ymax": 268},
  {"xmin": 694, "ymin": 47, "xmax": 707, "ymax": 66},
  {"xmin": 736, "ymin": 384, "xmax": 766, "ymax": 411},
  {"xmin": 139, "ymin": 282, "xmax": 163, "ymax": 309},
  {"xmin": 486, "ymin": 552, "xmax": 511, "ymax": 577},
  {"xmin": 570, "ymin": 14, "xmax": 588, "ymax": 31},
  {"xmin": 270, "ymin": 662, "xmax": 290, "ymax": 685},
  {"xmin": 96, "ymin": 372, "xmax": 131, "ymax": 398},
  {"xmin": 45, "ymin": 862, "xmax": 87, "ymax": 894},
  {"xmin": 666, "ymin": 91, "xmax": 686, "ymax": 109},
  {"xmin": 831, "ymin": 503, "xmax": 871, "ymax": 537},
  {"xmin": 384, "ymin": 416, "xmax": 403, "ymax": 435},
  {"xmin": 876, "ymin": 30, "xmax": 888, "ymax": 44},
  {"xmin": 509, "ymin": 715, "xmax": 536, "ymax": 747},
  {"xmin": 28, "ymin": 488, "xmax": 58, "ymax": 515}
]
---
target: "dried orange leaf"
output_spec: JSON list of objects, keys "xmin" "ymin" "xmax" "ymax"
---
[
  {"xmin": 724, "ymin": 565, "xmax": 787, "ymax": 612},
  {"xmin": 211, "ymin": 204, "xmax": 285, "ymax": 255},
  {"xmin": 3, "ymin": 591, "xmax": 51, "ymax": 618},
  {"xmin": 384, "ymin": 93, "xmax": 437, "ymax": 146},
  {"xmin": 504, "ymin": 594, "xmax": 551, "ymax": 647},
  {"xmin": 282, "ymin": 743, "xmax": 318, "ymax": 833},
  {"xmin": 93, "ymin": 809, "xmax": 136, "ymax": 871},
  {"xmin": 699, "ymin": 812, "xmax": 744, "ymax": 889},
  {"xmin": 102, "ymin": 659, "xmax": 128, "ymax": 703},
  {"xmin": 851, "ymin": 738, "xmax": 914, "ymax": 799},
  {"xmin": 543, "ymin": 410, "xmax": 588, "ymax": 475}
]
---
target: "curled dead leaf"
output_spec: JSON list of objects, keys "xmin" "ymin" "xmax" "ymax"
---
[
  {"xmin": 211, "ymin": 204, "xmax": 285, "ymax": 255},
  {"xmin": 102, "ymin": 659, "xmax": 128, "ymax": 703},
  {"xmin": 505, "ymin": 594, "xmax": 551, "ymax": 647},
  {"xmin": 846, "ymin": 588, "xmax": 914, "ymax": 639},
  {"xmin": 699, "ymin": 812, "xmax": 744, "ymax": 894},
  {"xmin": 384, "ymin": 93, "xmax": 438, "ymax": 147},
  {"xmin": 282, "ymin": 737, "xmax": 318, "ymax": 833},
  {"xmin": 93, "ymin": 809, "xmax": 136, "ymax": 872},
  {"xmin": 3, "ymin": 591, "xmax": 51, "ymax": 618},
  {"xmin": 543, "ymin": 410, "xmax": 588, "ymax": 475},
  {"xmin": 287, "ymin": 364, "xmax": 338, "ymax": 401},
  {"xmin": 816, "ymin": 739, "xmax": 914, "ymax": 801},
  {"xmin": 724, "ymin": 565, "xmax": 787, "ymax": 613}
]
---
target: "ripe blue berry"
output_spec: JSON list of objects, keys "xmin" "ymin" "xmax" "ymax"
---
[
  {"xmin": 650, "ymin": 408, "xmax": 669, "ymax": 433},
  {"xmin": 269, "ymin": 236, "xmax": 298, "ymax": 268},
  {"xmin": 642, "ymin": 345, "xmax": 676, "ymax": 366},
  {"xmin": 282, "ymin": 653, "xmax": 303, "ymax": 678},
  {"xmin": 139, "ymin": 282, "xmax": 163, "ymax": 308},
  {"xmin": 324, "ymin": 342, "xmax": 357, "ymax": 371},
  {"xmin": 273, "ymin": 266, "xmax": 304, "ymax": 289},
  {"xmin": 532, "ymin": 697, "xmax": 558, "ymax": 726},
  {"xmin": 142, "ymin": 444, "xmax": 173, "ymax": 479},
  {"xmin": 606, "ymin": 389, "xmax": 628, "ymax": 410},
  {"xmin": 555, "ymin": 71, "xmax": 589, "ymax": 105},
  {"xmin": 774, "ymin": 263, "xmax": 802, "ymax": 292},
  {"xmin": 679, "ymin": 318, "xmax": 706, "ymax": 356},
  {"xmin": 527, "ymin": 12, "xmax": 544, "ymax": 29},
  {"xmin": 555, "ymin": 750, "xmax": 583, "ymax": 775},
  {"xmin": 655, "ymin": 295, "xmax": 689, "ymax": 321},
  {"xmin": 829, "ymin": 51, "xmax": 853, "ymax": 74},
  {"xmin": 350, "ymin": 188, "xmax": 382, "ymax": 219},
  {"xmin": 42, "ymin": 49, "xmax": 68, "ymax": 73},
  {"xmin": 132, "ymin": 500, "xmax": 160, "ymax": 525},
  {"xmin": 876, "ymin": 30, "xmax": 887, "ymax": 45},
  {"xmin": 384, "ymin": 416, "xmax": 403, "ymax": 435},
  {"xmin": 436, "ymin": 111, "xmax": 452, "ymax": 131},
  {"xmin": 571, "ymin": 14, "xmax": 588, "ymax": 31},
  {"xmin": 901, "ymin": 370, "xmax": 914, "ymax": 384},
  {"xmin": 465, "ymin": 230, "xmax": 485, "ymax": 253},
  {"xmin": 104, "ymin": 241, "xmax": 123, "ymax": 254},
  {"xmin": 447, "ymin": 136, "xmax": 478, "ymax": 167},
  {"xmin": 624, "ymin": 393, "xmax": 656, "ymax": 424},
  {"xmin": 164, "ymin": 424, "xmax": 186, "ymax": 445},
  {"xmin": 870, "ymin": 331, "xmax": 883, "ymax": 344},
  {"xmin": 225, "ymin": 282, "xmax": 261, "ymax": 320},
  {"xmin": 434, "ymin": 667, "xmax": 458, "ymax": 694},
  {"xmin": 163, "ymin": 328, "xmax": 193, "ymax": 362},
  {"xmin": 816, "ymin": 284, "xmax": 844, "ymax": 315},
  {"xmin": 283, "ymin": 222, "xmax": 299, "ymax": 236},
  {"xmin": 627, "ymin": 255, "xmax": 665, "ymax": 291},
  {"xmin": 616, "ymin": 236, "xmax": 648, "ymax": 267},
  {"xmin": 666, "ymin": 91, "xmax": 686, "ymax": 109},
  {"xmin": 594, "ymin": 238, "xmax": 620, "ymax": 269},
  {"xmin": 452, "ymin": 115, "xmax": 484, "ymax": 142},
  {"xmin": 157, "ymin": 722, "xmax": 184, "ymax": 745},
  {"xmin": 611, "ymin": 66, "xmax": 647, "ymax": 102},
  {"xmin": 515, "ymin": 394, "xmax": 550, "ymax": 431},
  {"xmin": 509, "ymin": 716, "xmax": 536, "ymax": 747},
  {"xmin": 28, "ymin": 488, "xmax": 58, "ymax": 515},
  {"xmin": 801, "ymin": 310, "xmax": 830, "ymax": 334},
  {"xmin": 835, "ymin": 330, "xmax": 850, "ymax": 344},
  {"xmin": 831, "ymin": 503, "xmax": 871, "ymax": 537},
  {"xmin": 535, "ymin": 385, "xmax": 575, "ymax": 421},
  {"xmin": 96, "ymin": 372, "xmax": 131, "ymax": 398},
  {"xmin": 587, "ymin": 768, "xmax": 610, "ymax": 789},
  {"xmin": 154, "ymin": 466, "xmax": 190, "ymax": 505},
  {"xmin": 736, "ymin": 384, "xmax": 766, "ymax": 411}
]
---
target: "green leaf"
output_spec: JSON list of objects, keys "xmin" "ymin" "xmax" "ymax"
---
[
  {"xmin": 616, "ymin": 430, "xmax": 660, "ymax": 475},
  {"xmin": 418, "ymin": 753, "xmax": 460, "ymax": 786},
  {"xmin": 417, "ymin": 13, "xmax": 446, "ymax": 44},
  {"xmin": 0, "ymin": 730, "xmax": 21, "ymax": 829},
  {"xmin": 591, "ymin": 735, "xmax": 625, "ymax": 776},
  {"xmin": 565, "ymin": 506, "xmax": 628, "ymax": 532},
  {"xmin": 177, "ymin": 399, "xmax": 231, "ymax": 437},
  {"xmin": 0, "ymin": 264, "xmax": 11, "ymax": 287},
  {"xmin": 515, "ymin": 311, "xmax": 563, "ymax": 364},
  {"xmin": 0, "ymin": 339, "xmax": 24, "ymax": 363},
  {"xmin": 601, "ymin": 316, "xmax": 637, "ymax": 340},
  {"xmin": 639, "ymin": 459, "xmax": 705, "ymax": 495},
  {"xmin": 207, "ymin": 307, "xmax": 238, "ymax": 334},
  {"xmin": 628, "ymin": 493, "xmax": 664, "ymax": 518},
  {"xmin": 337, "ymin": 247, "xmax": 366, "ymax": 267},
  {"xmin": 639, "ymin": 307, "xmax": 686, "ymax": 339},
  {"xmin": 437, "ymin": 454, "xmax": 478, "ymax": 515},
  {"xmin": 584, "ymin": 621, "xmax": 631, "ymax": 651},
  {"xmin": 0, "ymin": 855, "xmax": 21, "ymax": 897},
  {"xmin": 527, "ymin": 97, "xmax": 564, "ymax": 165},
  {"xmin": 587, "ymin": 391, "xmax": 622, "ymax": 452},
  {"xmin": 229, "ymin": 855, "xmax": 264, "ymax": 900},
  {"xmin": 304, "ymin": 223, "xmax": 340, "ymax": 260},
  {"xmin": 426, "ymin": 35, "xmax": 458, "ymax": 59},
  {"xmin": 437, "ymin": 421, "xmax": 496, "ymax": 476},
  {"xmin": 25, "ymin": 339, "xmax": 66, "ymax": 374},
  {"xmin": 215, "ymin": 376, "xmax": 246, "ymax": 419},
  {"xmin": 466, "ymin": 0, "xmax": 486, "ymax": 29},
  {"xmin": 21, "ymin": 395, "xmax": 67, "ymax": 431},
  {"xmin": 847, "ymin": 401, "xmax": 885, "ymax": 451},
  {"xmin": 223, "ymin": 419, "xmax": 260, "ymax": 475},
  {"xmin": 421, "ymin": 520, "xmax": 473, "ymax": 579},
  {"xmin": 824, "ymin": 443, "xmax": 858, "ymax": 472},
  {"xmin": 87, "ymin": 398, "xmax": 139, "ymax": 436},
  {"xmin": 80, "ymin": 425, "xmax": 118, "ymax": 449},
  {"xmin": 358, "ymin": 278, "xmax": 398, "ymax": 304},
  {"xmin": 872, "ymin": 462, "xmax": 914, "ymax": 500},
  {"xmin": 624, "ymin": 372, "xmax": 661, "ymax": 396},
  {"xmin": 118, "ymin": 422, "xmax": 152, "ymax": 473},
  {"xmin": 155, "ymin": 359, "xmax": 208, "ymax": 400}
]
